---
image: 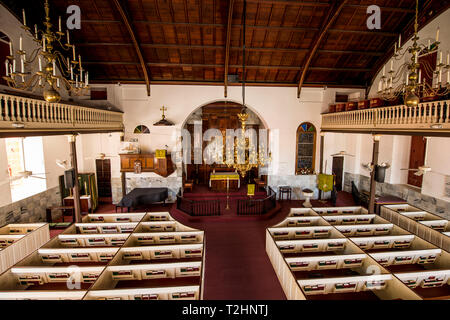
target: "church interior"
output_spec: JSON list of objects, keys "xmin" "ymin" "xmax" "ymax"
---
[{"xmin": 0, "ymin": 0, "xmax": 449, "ymax": 302}]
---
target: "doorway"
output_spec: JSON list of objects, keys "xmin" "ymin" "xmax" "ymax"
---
[
  {"xmin": 96, "ymin": 159, "xmax": 112, "ymax": 201},
  {"xmin": 407, "ymin": 136, "xmax": 427, "ymax": 188},
  {"xmin": 332, "ymin": 156, "xmax": 344, "ymax": 192}
]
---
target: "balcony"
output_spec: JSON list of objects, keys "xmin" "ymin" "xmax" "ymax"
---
[
  {"xmin": 0, "ymin": 93, "xmax": 123, "ymax": 137},
  {"xmin": 321, "ymin": 99, "xmax": 450, "ymax": 136}
]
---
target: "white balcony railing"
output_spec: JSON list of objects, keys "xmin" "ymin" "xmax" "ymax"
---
[
  {"xmin": 321, "ymin": 99, "xmax": 450, "ymax": 133},
  {"xmin": 0, "ymin": 93, "xmax": 123, "ymax": 134}
]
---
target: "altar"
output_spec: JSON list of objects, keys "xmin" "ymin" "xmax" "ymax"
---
[{"xmin": 209, "ymin": 172, "xmax": 240, "ymax": 192}]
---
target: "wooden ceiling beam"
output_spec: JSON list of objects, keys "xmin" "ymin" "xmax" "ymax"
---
[
  {"xmin": 297, "ymin": 0, "xmax": 349, "ymax": 98},
  {"xmin": 224, "ymin": 0, "xmax": 235, "ymax": 98},
  {"xmin": 85, "ymin": 60, "xmax": 371, "ymax": 72},
  {"xmin": 111, "ymin": 0, "xmax": 151, "ymax": 96},
  {"xmin": 76, "ymin": 42, "xmax": 383, "ymax": 56}
]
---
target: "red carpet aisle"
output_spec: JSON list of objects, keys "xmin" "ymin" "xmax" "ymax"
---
[{"xmin": 48, "ymin": 192, "xmax": 355, "ymax": 300}]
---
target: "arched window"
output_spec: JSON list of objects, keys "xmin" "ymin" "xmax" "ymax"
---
[
  {"xmin": 133, "ymin": 125, "xmax": 150, "ymax": 134},
  {"xmin": 296, "ymin": 122, "xmax": 316, "ymax": 175}
]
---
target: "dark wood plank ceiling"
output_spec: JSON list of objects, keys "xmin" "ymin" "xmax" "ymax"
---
[{"xmin": 2, "ymin": 0, "xmax": 450, "ymax": 91}]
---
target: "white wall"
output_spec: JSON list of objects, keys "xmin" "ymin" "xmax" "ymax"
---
[
  {"xmin": 369, "ymin": 8, "xmax": 450, "ymax": 96},
  {"xmin": 84, "ymin": 84, "xmax": 364, "ymax": 179},
  {"xmin": 423, "ymin": 137, "xmax": 450, "ymax": 201}
]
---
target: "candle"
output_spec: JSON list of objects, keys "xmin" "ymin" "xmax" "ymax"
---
[
  {"xmin": 66, "ymin": 30, "xmax": 70, "ymax": 45},
  {"xmin": 9, "ymin": 41, "xmax": 12, "ymax": 56},
  {"xmin": 58, "ymin": 16, "xmax": 62, "ymax": 32},
  {"xmin": 383, "ymin": 66, "xmax": 386, "ymax": 77},
  {"xmin": 389, "ymin": 77, "xmax": 393, "ymax": 88},
  {"xmin": 22, "ymin": 9, "xmax": 26, "ymax": 26},
  {"xmin": 85, "ymin": 72, "xmax": 89, "ymax": 86},
  {"xmin": 394, "ymin": 42, "xmax": 397, "ymax": 54},
  {"xmin": 19, "ymin": 35, "xmax": 23, "ymax": 51},
  {"xmin": 43, "ymin": 36, "xmax": 46, "ymax": 52},
  {"xmin": 418, "ymin": 69, "xmax": 422, "ymax": 84},
  {"xmin": 78, "ymin": 54, "xmax": 82, "ymax": 69},
  {"xmin": 428, "ymin": 39, "xmax": 431, "ymax": 50},
  {"xmin": 52, "ymin": 60, "xmax": 56, "ymax": 76},
  {"xmin": 439, "ymin": 51, "xmax": 443, "ymax": 64},
  {"xmin": 57, "ymin": 78, "xmax": 60, "ymax": 88},
  {"xmin": 72, "ymin": 45, "xmax": 75, "ymax": 60},
  {"xmin": 398, "ymin": 34, "xmax": 402, "ymax": 48},
  {"xmin": 378, "ymin": 80, "xmax": 382, "ymax": 92},
  {"xmin": 447, "ymin": 71, "xmax": 449, "ymax": 84},
  {"xmin": 34, "ymin": 25, "xmax": 38, "ymax": 39},
  {"xmin": 406, "ymin": 73, "xmax": 409, "ymax": 86},
  {"xmin": 436, "ymin": 27, "xmax": 440, "ymax": 42},
  {"xmin": 38, "ymin": 77, "xmax": 42, "ymax": 86},
  {"xmin": 70, "ymin": 65, "xmax": 73, "ymax": 80},
  {"xmin": 439, "ymin": 69, "xmax": 442, "ymax": 83},
  {"xmin": 76, "ymin": 75, "xmax": 78, "ymax": 87},
  {"xmin": 447, "ymin": 51, "xmax": 450, "ymax": 65},
  {"xmin": 66, "ymin": 57, "xmax": 70, "ymax": 70},
  {"xmin": 390, "ymin": 59, "xmax": 393, "ymax": 71},
  {"xmin": 38, "ymin": 56, "xmax": 42, "ymax": 71},
  {"xmin": 20, "ymin": 58, "xmax": 24, "ymax": 73},
  {"xmin": 415, "ymin": 51, "xmax": 418, "ymax": 64},
  {"xmin": 5, "ymin": 60, "xmax": 9, "ymax": 76}
]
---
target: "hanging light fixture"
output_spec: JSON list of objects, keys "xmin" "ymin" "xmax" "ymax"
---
[
  {"xmin": 213, "ymin": 0, "xmax": 271, "ymax": 178},
  {"xmin": 3, "ymin": 0, "xmax": 89, "ymax": 103},
  {"xmin": 377, "ymin": 0, "xmax": 449, "ymax": 107}
]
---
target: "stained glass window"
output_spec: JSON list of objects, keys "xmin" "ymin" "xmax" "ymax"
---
[
  {"xmin": 133, "ymin": 125, "xmax": 150, "ymax": 134},
  {"xmin": 296, "ymin": 122, "xmax": 316, "ymax": 175}
]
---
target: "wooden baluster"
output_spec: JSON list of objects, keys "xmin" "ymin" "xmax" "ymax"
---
[
  {"xmin": 0, "ymin": 95, "xmax": 4, "ymax": 121},
  {"xmin": 446, "ymin": 101, "xmax": 449, "ymax": 123}
]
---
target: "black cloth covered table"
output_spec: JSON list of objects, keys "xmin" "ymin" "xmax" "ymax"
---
[{"xmin": 118, "ymin": 188, "xmax": 168, "ymax": 210}]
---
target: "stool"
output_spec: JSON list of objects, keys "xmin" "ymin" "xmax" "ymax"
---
[
  {"xmin": 278, "ymin": 186, "xmax": 292, "ymax": 201},
  {"xmin": 302, "ymin": 188, "xmax": 314, "ymax": 208}
]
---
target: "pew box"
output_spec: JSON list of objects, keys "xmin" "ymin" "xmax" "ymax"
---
[
  {"xmin": 111, "ymin": 238, "xmax": 127, "ymax": 246},
  {"xmin": 370, "ymin": 98, "xmax": 384, "ymax": 108},
  {"xmin": 358, "ymin": 100, "xmax": 370, "ymax": 110},
  {"xmin": 59, "ymin": 238, "xmax": 80, "ymax": 247},
  {"xmin": 19, "ymin": 275, "xmax": 44, "ymax": 286},
  {"xmin": 88, "ymin": 238, "xmax": 107, "ymax": 246},
  {"xmin": 134, "ymin": 294, "xmax": 159, "ymax": 300},
  {"xmin": 83, "ymin": 273, "xmax": 99, "ymax": 283},
  {"xmin": 112, "ymin": 270, "xmax": 135, "ymax": 280},
  {"xmin": 184, "ymin": 249, "xmax": 202, "ymax": 258},
  {"xmin": 317, "ymin": 260, "xmax": 338, "ymax": 270},
  {"xmin": 137, "ymin": 236, "xmax": 155, "ymax": 245},
  {"xmin": 335, "ymin": 103, "xmax": 346, "ymax": 112},
  {"xmin": 179, "ymin": 267, "xmax": 200, "ymax": 277},
  {"xmin": 123, "ymin": 252, "xmax": 143, "ymax": 260},
  {"xmin": 180, "ymin": 235, "xmax": 198, "ymax": 243},
  {"xmin": 153, "ymin": 250, "xmax": 173, "ymax": 259},
  {"xmin": 334, "ymin": 282, "xmax": 357, "ymax": 293},
  {"xmin": 144, "ymin": 270, "xmax": 167, "ymax": 279},
  {"xmin": 329, "ymin": 104, "xmax": 336, "ymax": 113},
  {"xmin": 364, "ymin": 280, "xmax": 387, "ymax": 290},
  {"xmin": 345, "ymin": 102, "xmax": 357, "ymax": 111},
  {"xmin": 47, "ymin": 273, "xmax": 71, "ymax": 282},
  {"xmin": 171, "ymin": 292, "xmax": 196, "ymax": 300},
  {"xmin": 159, "ymin": 235, "xmax": 176, "ymax": 244}
]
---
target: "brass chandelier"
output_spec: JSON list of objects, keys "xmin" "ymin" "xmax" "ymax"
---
[
  {"xmin": 213, "ymin": 0, "xmax": 271, "ymax": 178},
  {"xmin": 377, "ymin": 0, "xmax": 449, "ymax": 107},
  {"xmin": 3, "ymin": 0, "xmax": 89, "ymax": 103}
]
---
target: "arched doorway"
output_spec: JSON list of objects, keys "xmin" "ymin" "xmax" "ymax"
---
[{"xmin": 181, "ymin": 100, "xmax": 268, "ymax": 187}]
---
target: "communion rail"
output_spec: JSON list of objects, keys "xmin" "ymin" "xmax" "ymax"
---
[
  {"xmin": 321, "ymin": 99, "xmax": 450, "ymax": 134},
  {"xmin": 237, "ymin": 187, "xmax": 277, "ymax": 216},
  {"xmin": 0, "ymin": 93, "xmax": 123, "ymax": 135}
]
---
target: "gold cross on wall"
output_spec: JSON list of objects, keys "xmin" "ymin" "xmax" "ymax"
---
[{"xmin": 160, "ymin": 106, "xmax": 167, "ymax": 119}]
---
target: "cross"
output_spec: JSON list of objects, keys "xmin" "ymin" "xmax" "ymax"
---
[{"xmin": 160, "ymin": 106, "xmax": 167, "ymax": 119}]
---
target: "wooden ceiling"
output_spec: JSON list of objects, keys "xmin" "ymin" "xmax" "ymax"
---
[{"xmin": 2, "ymin": 0, "xmax": 450, "ymax": 95}]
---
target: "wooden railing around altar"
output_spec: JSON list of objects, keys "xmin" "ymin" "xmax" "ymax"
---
[
  {"xmin": 237, "ymin": 187, "xmax": 277, "ymax": 216},
  {"xmin": 0, "ymin": 92, "xmax": 124, "ymax": 135},
  {"xmin": 321, "ymin": 99, "xmax": 450, "ymax": 134},
  {"xmin": 176, "ymin": 192, "xmax": 221, "ymax": 217}
]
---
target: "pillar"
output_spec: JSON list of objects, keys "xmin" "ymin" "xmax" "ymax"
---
[
  {"xmin": 68, "ymin": 134, "xmax": 82, "ymax": 222},
  {"xmin": 368, "ymin": 134, "xmax": 381, "ymax": 214}
]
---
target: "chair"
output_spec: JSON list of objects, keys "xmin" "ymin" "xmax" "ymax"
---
[
  {"xmin": 182, "ymin": 172, "xmax": 194, "ymax": 193},
  {"xmin": 254, "ymin": 175, "xmax": 267, "ymax": 191}
]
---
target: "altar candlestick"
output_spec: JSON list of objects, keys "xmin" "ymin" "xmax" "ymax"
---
[{"xmin": 22, "ymin": 9, "xmax": 26, "ymax": 26}]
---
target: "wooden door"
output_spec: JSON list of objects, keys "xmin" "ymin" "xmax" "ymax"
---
[
  {"xmin": 332, "ymin": 156, "xmax": 344, "ymax": 192},
  {"xmin": 95, "ymin": 159, "xmax": 112, "ymax": 198},
  {"xmin": 408, "ymin": 136, "xmax": 427, "ymax": 188}
]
